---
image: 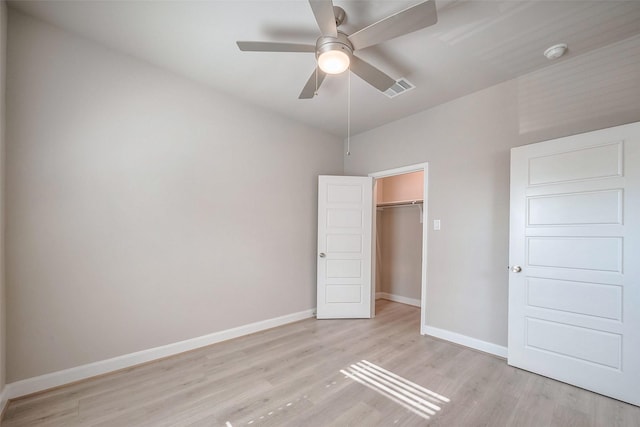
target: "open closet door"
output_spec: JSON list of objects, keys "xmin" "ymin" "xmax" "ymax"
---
[{"xmin": 317, "ymin": 175, "xmax": 373, "ymax": 319}]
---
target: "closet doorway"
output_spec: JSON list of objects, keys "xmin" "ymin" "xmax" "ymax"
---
[{"xmin": 370, "ymin": 163, "xmax": 428, "ymax": 333}]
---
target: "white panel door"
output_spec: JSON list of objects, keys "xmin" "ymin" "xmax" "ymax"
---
[
  {"xmin": 317, "ymin": 175, "xmax": 373, "ymax": 319},
  {"xmin": 508, "ymin": 121, "xmax": 640, "ymax": 405}
]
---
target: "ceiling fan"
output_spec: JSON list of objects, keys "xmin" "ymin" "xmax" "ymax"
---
[{"xmin": 237, "ymin": 0, "xmax": 438, "ymax": 99}]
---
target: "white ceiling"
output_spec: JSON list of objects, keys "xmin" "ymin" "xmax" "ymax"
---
[{"xmin": 8, "ymin": 0, "xmax": 640, "ymax": 136}]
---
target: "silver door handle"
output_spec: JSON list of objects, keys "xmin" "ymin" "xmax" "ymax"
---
[
  {"xmin": 511, "ymin": 265, "xmax": 522, "ymax": 273},
  {"xmin": 319, "ymin": 253, "xmax": 326, "ymax": 258}
]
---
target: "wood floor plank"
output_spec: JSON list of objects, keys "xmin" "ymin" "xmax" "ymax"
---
[{"xmin": 3, "ymin": 300, "xmax": 639, "ymax": 426}]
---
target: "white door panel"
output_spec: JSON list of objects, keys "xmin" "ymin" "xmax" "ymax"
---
[
  {"xmin": 525, "ymin": 277, "xmax": 622, "ymax": 321},
  {"xmin": 525, "ymin": 318, "xmax": 622, "ymax": 369},
  {"xmin": 317, "ymin": 176, "xmax": 373, "ymax": 319},
  {"xmin": 527, "ymin": 141, "xmax": 623, "ymax": 185},
  {"xmin": 508, "ymin": 121, "xmax": 640, "ymax": 406},
  {"xmin": 527, "ymin": 237, "xmax": 622, "ymax": 272},
  {"xmin": 527, "ymin": 190, "xmax": 622, "ymax": 225}
]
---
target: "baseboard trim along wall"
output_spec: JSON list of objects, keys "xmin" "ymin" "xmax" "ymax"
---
[
  {"xmin": 424, "ymin": 325, "xmax": 508, "ymax": 358},
  {"xmin": 0, "ymin": 387, "xmax": 9, "ymax": 419},
  {"xmin": 375, "ymin": 293, "xmax": 506, "ymax": 357},
  {"xmin": 376, "ymin": 292, "xmax": 421, "ymax": 308},
  {"xmin": 4, "ymin": 308, "xmax": 315, "ymax": 400},
  {"xmin": 4, "ymin": 306, "xmax": 507, "ymax": 400}
]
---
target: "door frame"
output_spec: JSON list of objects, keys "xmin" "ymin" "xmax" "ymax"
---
[{"xmin": 369, "ymin": 162, "xmax": 429, "ymax": 334}]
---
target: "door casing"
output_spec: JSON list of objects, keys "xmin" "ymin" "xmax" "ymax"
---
[{"xmin": 369, "ymin": 163, "xmax": 429, "ymax": 333}]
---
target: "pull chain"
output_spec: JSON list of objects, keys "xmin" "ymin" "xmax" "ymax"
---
[{"xmin": 347, "ymin": 67, "xmax": 351, "ymax": 156}]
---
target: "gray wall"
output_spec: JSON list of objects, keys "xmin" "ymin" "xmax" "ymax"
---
[
  {"xmin": 345, "ymin": 35, "xmax": 640, "ymax": 347},
  {"xmin": 379, "ymin": 208, "xmax": 422, "ymax": 301},
  {"xmin": 6, "ymin": 10, "xmax": 343, "ymax": 382}
]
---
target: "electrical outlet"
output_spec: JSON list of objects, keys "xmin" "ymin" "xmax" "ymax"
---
[{"xmin": 433, "ymin": 219, "xmax": 441, "ymax": 230}]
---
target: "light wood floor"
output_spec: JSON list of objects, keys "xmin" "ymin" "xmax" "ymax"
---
[{"xmin": 3, "ymin": 300, "xmax": 639, "ymax": 426}]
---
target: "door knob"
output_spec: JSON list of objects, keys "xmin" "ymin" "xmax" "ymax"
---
[
  {"xmin": 319, "ymin": 253, "xmax": 326, "ymax": 258},
  {"xmin": 511, "ymin": 265, "xmax": 522, "ymax": 273}
]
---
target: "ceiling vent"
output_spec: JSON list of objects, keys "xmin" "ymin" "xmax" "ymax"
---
[{"xmin": 383, "ymin": 78, "xmax": 416, "ymax": 98}]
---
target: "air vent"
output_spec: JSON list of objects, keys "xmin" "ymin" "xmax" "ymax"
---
[{"xmin": 383, "ymin": 78, "xmax": 416, "ymax": 98}]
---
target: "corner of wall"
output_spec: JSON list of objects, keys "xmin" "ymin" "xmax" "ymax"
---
[{"xmin": 1, "ymin": 0, "xmax": 8, "ymax": 413}]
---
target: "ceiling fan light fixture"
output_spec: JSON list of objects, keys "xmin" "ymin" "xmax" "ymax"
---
[
  {"xmin": 316, "ymin": 33, "xmax": 353, "ymax": 75},
  {"xmin": 318, "ymin": 49, "xmax": 350, "ymax": 74}
]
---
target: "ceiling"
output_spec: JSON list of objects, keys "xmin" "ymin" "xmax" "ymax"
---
[{"xmin": 8, "ymin": 0, "xmax": 640, "ymax": 136}]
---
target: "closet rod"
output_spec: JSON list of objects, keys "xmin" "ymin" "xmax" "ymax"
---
[{"xmin": 377, "ymin": 200, "xmax": 423, "ymax": 209}]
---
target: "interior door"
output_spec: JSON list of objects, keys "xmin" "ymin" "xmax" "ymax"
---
[
  {"xmin": 317, "ymin": 175, "xmax": 373, "ymax": 319},
  {"xmin": 508, "ymin": 122, "xmax": 640, "ymax": 406}
]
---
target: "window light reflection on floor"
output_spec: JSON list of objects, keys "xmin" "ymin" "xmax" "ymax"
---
[{"xmin": 340, "ymin": 360, "xmax": 450, "ymax": 420}]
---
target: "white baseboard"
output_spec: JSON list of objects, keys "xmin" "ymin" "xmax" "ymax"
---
[
  {"xmin": 376, "ymin": 294, "xmax": 505, "ymax": 358},
  {"xmin": 376, "ymin": 292, "xmax": 421, "ymax": 308},
  {"xmin": 0, "ymin": 386, "xmax": 8, "ymax": 417},
  {"xmin": 5, "ymin": 308, "xmax": 315, "ymax": 400},
  {"xmin": 423, "ymin": 325, "xmax": 507, "ymax": 358}
]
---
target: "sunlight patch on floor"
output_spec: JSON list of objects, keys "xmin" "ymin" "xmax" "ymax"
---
[{"xmin": 340, "ymin": 360, "xmax": 450, "ymax": 420}]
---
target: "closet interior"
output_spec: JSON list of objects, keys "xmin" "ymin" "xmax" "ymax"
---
[{"xmin": 375, "ymin": 171, "xmax": 424, "ymax": 308}]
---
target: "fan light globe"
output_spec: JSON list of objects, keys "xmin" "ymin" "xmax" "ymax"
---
[{"xmin": 318, "ymin": 50, "xmax": 350, "ymax": 74}]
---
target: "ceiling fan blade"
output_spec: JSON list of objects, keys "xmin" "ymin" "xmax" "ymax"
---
[
  {"xmin": 236, "ymin": 41, "xmax": 316, "ymax": 53},
  {"xmin": 350, "ymin": 56, "xmax": 395, "ymax": 92},
  {"xmin": 309, "ymin": 0, "xmax": 338, "ymax": 37},
  {"xmin": 262, "ymin": 26, "xmax": 320, "ymax": 40},
  {"xmin": 348, "ymin": 0, "xmax": 438, "ymax": 51},
  {"xmin": 299, "ymin": 67, "xmax": 327, "ymax": 99}
]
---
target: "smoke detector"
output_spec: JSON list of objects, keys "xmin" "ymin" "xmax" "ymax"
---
[{"xmin": 544, "ymin": 43, "xmax": 568, "ymax": 60}]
